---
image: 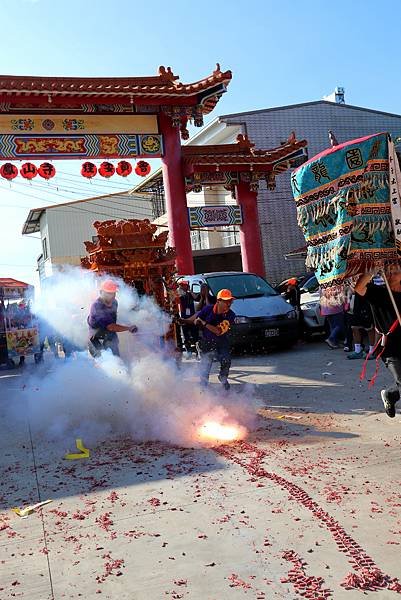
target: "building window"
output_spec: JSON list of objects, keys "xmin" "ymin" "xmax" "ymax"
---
[
  {"xmin": 190, "ymin": 229, "xmax": 209, "ymax": 251},
  {"xmin": 42, "ymin": 236, "xmax": 48, "ymax": 260},
  {"xmin": 221, "ymin": 227, "xmax": 240, "ymax": 247}
]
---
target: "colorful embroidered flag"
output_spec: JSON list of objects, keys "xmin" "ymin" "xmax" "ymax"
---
[{"xmin": 291, "ymin": 132, "xmax": 399, "ymax": 305}]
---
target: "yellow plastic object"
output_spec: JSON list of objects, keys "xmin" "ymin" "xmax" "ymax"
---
[
  {"xmin": 276, "ymin": 415, "xmax": 302, "ymax": 420},
  {"xmin": 64, "ymin": 438, "xmax": 90, "ymax": 460},
  {"xmin": 12, "ymin": 499, "xmax": 52, "ymax": 518}
]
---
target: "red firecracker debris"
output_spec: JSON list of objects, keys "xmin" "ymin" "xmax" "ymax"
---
[
  {"xmin": 96, "ymin": 556, "xmax": 125, "ymax": 583},
  {"xmin": 147, "ymin": 497, "xmax": 161, "ymax": 506},
  {"xmin": 228, "ymin": 574, "xmax": 252, "ymax": 589},
  {"xmin": 107, "ymin": 491, "xmax": 119, "ymax": 503},
  {"xmin": 216, "ymin": 441, "xmax": 401, "ymax": 596},
  {"xmin": 96, "ymin": 513, "xmax": 114, "ymax": 532},
  {"xmin": 282, "ymin": 550, "xmax": 332, "ymax": 598}
]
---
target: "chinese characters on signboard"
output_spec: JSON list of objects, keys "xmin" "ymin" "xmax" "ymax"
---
[
  {"xmin": 188, "ymin": 205, "xmax": 243, "ymax": 228},
  {"xmin": 388, "ymin": 138, "xmax": 401, "ymax": 256}
]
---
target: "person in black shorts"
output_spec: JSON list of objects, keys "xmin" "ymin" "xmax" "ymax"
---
[
  {"xmin": 355, "ymin": 270, "xmax": 401, "ymax": 418},
  {"xmin": 346, "ymin": 293, "xmax": 376, "ymax": 360}
]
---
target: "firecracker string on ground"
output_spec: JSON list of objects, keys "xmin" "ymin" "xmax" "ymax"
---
[{"xmin": 215, "ymin": 440, "xmax": 401, "ymax": 594}]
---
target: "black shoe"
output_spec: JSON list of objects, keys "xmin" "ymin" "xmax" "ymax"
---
[
  {"xmin": 381, "ymin": 389, "xmax": 397, "ymax": 418},
  {"xmin": 218, "ymin": 375, "xmax": 230, "ymax": 390}
]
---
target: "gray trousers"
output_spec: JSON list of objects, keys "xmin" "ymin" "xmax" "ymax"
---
[{"xmin": 199, "ymin": 344, "xmax": 231, "ymax": 387}]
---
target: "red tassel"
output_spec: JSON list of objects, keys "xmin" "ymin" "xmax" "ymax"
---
[{"xmin": 360, "ymin": 319, "xmax": 399, "ymax": 387}]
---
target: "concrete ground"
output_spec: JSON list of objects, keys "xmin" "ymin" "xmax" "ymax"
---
[{"xmin": 1, "ymin": 341, "xmax": 401, "ymax": 599}]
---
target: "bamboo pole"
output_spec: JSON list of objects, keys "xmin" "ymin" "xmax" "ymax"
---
[{"xmin": 383, "ymin": 272, "xmax": 401, "ymax": 327}]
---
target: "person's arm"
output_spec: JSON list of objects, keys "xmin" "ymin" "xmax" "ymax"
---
[
  {"xmin": 354, "ymin": 272, "xmax": 375, "ymax": 297},
  {"xmin": 196, "ymin": 318, "xmax": 222, "ymax": 336},
  {"xmin": 179, "ymin": 313, "xmax": 197, "ymax": 325},
  {"xmin": 106, "ymin": 323, "xmax": 137, "ymax": 333},
  {"xmin": 196, "ymin": 311, "xmax": 233, "ymax": 336}
]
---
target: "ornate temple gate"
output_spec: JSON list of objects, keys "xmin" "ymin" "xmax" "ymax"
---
[{"xmin": 0, "ymin": 66, "xmax": 232, "ymax": 275}]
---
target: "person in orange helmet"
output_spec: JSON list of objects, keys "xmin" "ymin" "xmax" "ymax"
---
[
  {"xmin": 180, "ymin": 288, "xmax": 236, "ymax": 390},
  {"xmin": 283, "ymin": 278, "xmax": 301, "ymax": 309},
  {"xmin": 87, "ymin": 279, "xmax": 137, "ymax": 358}
]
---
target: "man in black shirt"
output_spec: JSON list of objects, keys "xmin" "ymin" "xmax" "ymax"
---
[{"xmin": 355, "ymin": 270, "xmax": 401, "ymax": 418}]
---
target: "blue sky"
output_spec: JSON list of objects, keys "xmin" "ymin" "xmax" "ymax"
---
[{"xmin": 1, "ymin": 0, "xmax": 401, "ymax": 285}]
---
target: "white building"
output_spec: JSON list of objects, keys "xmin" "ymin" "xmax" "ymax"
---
[{"xmin": 22, "ymin": 192, "xmax": 153, "ymax": 281}]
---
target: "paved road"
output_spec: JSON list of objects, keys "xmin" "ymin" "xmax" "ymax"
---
[{"xmin": 1, "ymin": 342, "xmax": 400, "ymax": 599}]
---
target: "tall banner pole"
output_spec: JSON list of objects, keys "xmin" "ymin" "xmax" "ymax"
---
[
  {"xmin": 383, "ymin": 273, "xmax": 401, "ymax": 327},
  {"xmin": 386, "ymin": 136, "xmax": 401, "ymax": 326}
]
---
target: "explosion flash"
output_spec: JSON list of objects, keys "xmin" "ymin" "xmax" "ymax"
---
[{"xmin": 197, "ymin": 420, "xmax": 247, "ymax": 443}]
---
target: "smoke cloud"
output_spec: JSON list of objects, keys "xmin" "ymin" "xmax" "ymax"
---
[{"xmin": 18, "ymin": 268, "xmax": 257, "ymax": 448}]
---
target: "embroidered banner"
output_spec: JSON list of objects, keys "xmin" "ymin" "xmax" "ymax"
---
[{"xmin": 291, "ymin": 132, "xmax": 398, "ymax": 305}]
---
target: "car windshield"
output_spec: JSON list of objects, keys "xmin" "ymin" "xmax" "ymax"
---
[
  {"xmin": 302, "ymin": 276, "xmax": 319, "ymax": 293},
  {"xmin": 206, "ymin": 274, "xmax": 277, "ymax": 299}
]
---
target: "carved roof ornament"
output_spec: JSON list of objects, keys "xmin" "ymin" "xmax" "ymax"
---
[
  {"xmin": 236, "ymin": 134, "xmax": 254, "ymax": 150},
  {"xmin": 214, "ymin": 63, "xmax": 222, "ymax": 75},
  {"xmin": 157, "ymin": 66, "xmax": 179, "ymax": 83},
  {"xmin": 287, "ymin": 131, "xmax": 296, "ymax": 144}
]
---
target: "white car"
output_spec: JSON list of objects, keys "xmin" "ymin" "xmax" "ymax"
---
[{"xmin": 299, "ymin": 275, "xmax": 327, "ymax": 335}]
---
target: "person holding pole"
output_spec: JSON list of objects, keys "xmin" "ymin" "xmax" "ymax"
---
[{"xmin": 355, "ymin": 269, "xmax": 401, "ymax": 418}]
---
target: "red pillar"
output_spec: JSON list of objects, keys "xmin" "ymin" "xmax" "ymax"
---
[
  {"xmin": 236, "ymin": 181, "xmax": 265, "ymax": 277},
  {"xmin": 159, "ymin": 113, "xmax": 194, "ymax": 275}
]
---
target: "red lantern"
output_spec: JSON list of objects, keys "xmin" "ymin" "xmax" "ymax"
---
[
  {"xmin": 81, "ymin": 162, "xmax": 97, "ymax": 178},
  {"xmin": 0, "ymin": 163, "xmax": 18, "ymax": 180},
  {"xmin": 99, "ymin": 161, "xmax": 115, "ymax": 178},
  {"xmin": 135, "ymin": 160, "xmax": 151, "ymax": 177},
  {"xmin": 38, "ymin": 162, "xmax": 56, "ymax": 180},
  {"xmin": 116, "ymin": 160, "xmax": 132, "ymax": 177},
  {"xmin": 20, "ymin": 163, "xmax": 37, "ymax": 180}
]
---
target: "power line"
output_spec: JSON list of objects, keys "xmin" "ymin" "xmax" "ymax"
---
[
  {"xmin": 0, "ymin": 177, "xmax": 158, "ymax": 218},
  {"xmin": 0, "ymin": 179, "xmax": 154, "ymax": 218},
  {"xmin": 1, "ymin": 183, "xmax": 155, "ymax": 222}
]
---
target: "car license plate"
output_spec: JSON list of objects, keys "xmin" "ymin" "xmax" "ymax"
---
[{"xmin": 265, "ymin": 328, "xmax": 280, "ymax": 337}]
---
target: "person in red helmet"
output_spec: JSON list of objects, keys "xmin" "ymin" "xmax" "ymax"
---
[
  {"xmin": 180, "ymin": 288, "xmax": 236, "ymax": 390},
  {"xmin": 283, "ymin": 278, "xmax": 301, "ymax": 310},
  {"xmin": 87, "ymin": 279, "xmax": 137, "ymax": 357}
]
